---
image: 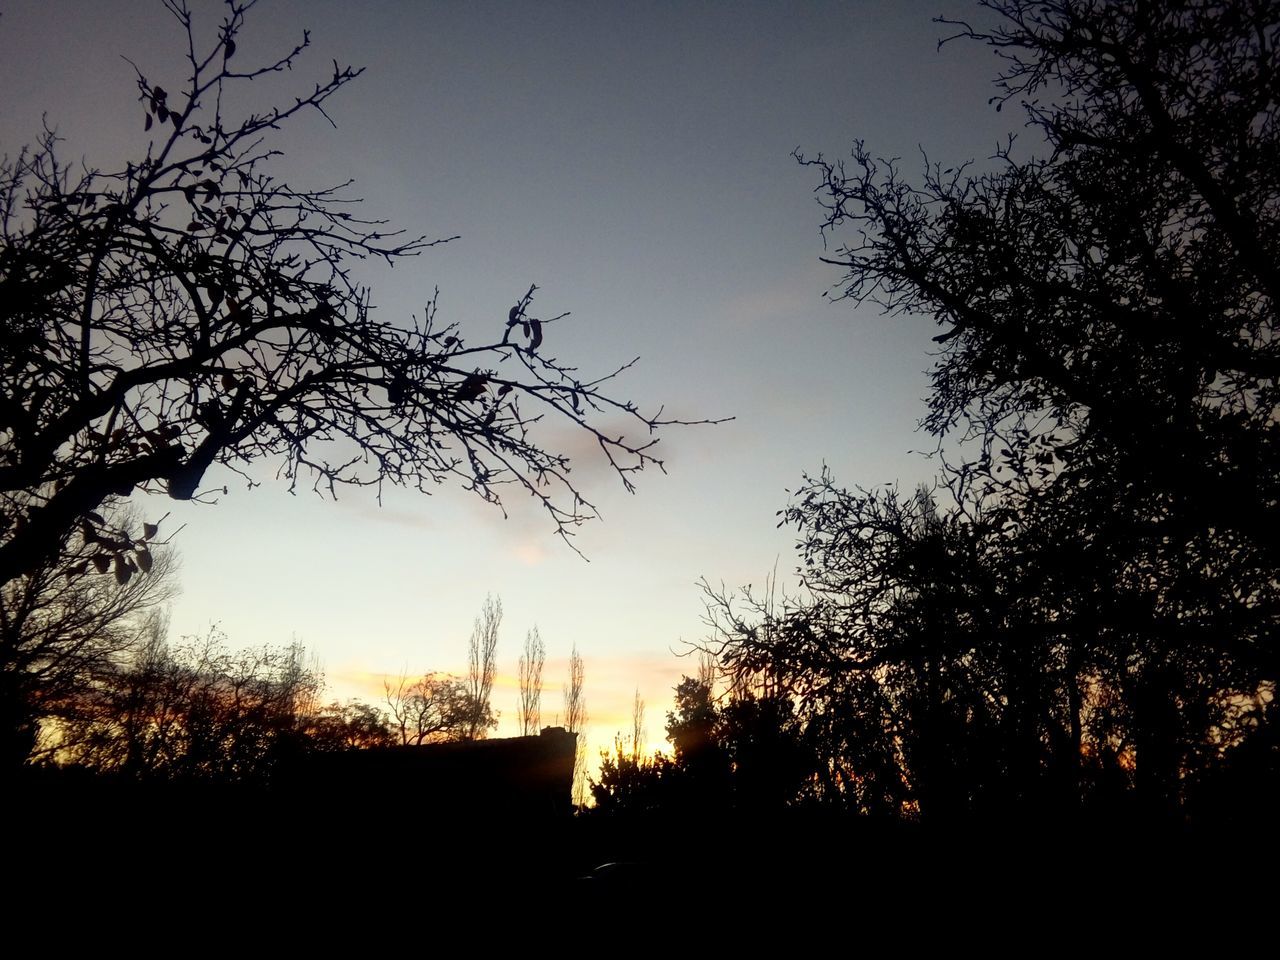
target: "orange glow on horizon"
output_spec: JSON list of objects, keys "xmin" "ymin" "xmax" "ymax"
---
[{"xmin": 326, "ymin": 652, "xmax": 696, "ymax": 779}]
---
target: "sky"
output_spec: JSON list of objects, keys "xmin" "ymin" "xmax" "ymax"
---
[{"xmin": 0, "ymin": 0, "xmax": 1017, "ymax": 758}]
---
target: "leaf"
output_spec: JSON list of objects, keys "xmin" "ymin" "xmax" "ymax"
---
[
  {"xmin": 497, "ymin": 384, "xmax": 513, "ymax": 397},
  {"xmin": 114, "ymin": 557, "xmax": 132, "ymax": 585},
  {"xmin": 91, "ymin": 554, "xmax": 110, "ymax": 575},
  {"xmin": 145, "ymin": 112, "xmax": 153, "ymax": 131},
  {"xmin": 221, "ymin": 373, "xmax": 236, "ymax": 392},
  {"xmin": 143, "ymin": 522, "xmax": 159, "ymax": 539},
  {"xmin": 87, "ymin": 511, "xmax": 105, "ymax": 524},
  {"xmin": 386, "ymin": 373, "xmax": 410, "ymax": 405},
  {"xmin": 225, "ymin": 37, "xmax": 236, "ymax": 59},
  {"xmin": 455, "ymin": 373, "xmax": 489, "ymax": 402},
  {"xmin": 528, "ymin": 319, "xmax": 543, "ymax": 351},
  {"xmin": 136, "ymin": 548, "xmax": 154, "ymax": 574}
]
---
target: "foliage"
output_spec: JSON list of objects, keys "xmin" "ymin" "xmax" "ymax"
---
[
  {"xmin": 304, "ymin": 699, "xmax": 395, "ymax": 751},
  {"xmin": 45, "ymin": 625, "xmax": 320, "ymax": 783},
  {"xmin": 517, "ymin": 625, "xmax": 545, "ymax": 737},
  {"xmin": 591, "ymin": 737, "xmax": 675, "ymax": 815},
  {"xmin": 383, "ymin": 670, "xmax": 487, "ymax": 745},
  {"xmin": 2, "ymin": 499, "xmax": 177, "ymax": 766},
  {"xmin": 564, "ymin": 641, "xmax": 588, "ymax": 806},
  {"xmin": 590, "ymin": 674, "xmax": 814, "ymax": 816},
  {"xmin": 0, "ymin": 0, "xmax": 702, "ymax": 592},
  {"xmin": 704, "ymin": 0, "xmax": 1280, "ymax": 823},
  {"xmin": 464, "ymin": 594, "xmax": 501, "ymax": 740}
]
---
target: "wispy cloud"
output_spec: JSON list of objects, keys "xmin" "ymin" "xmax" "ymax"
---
[{"xmin": 714, "ymin": 263, "xmax": 833, "ymax": 331}]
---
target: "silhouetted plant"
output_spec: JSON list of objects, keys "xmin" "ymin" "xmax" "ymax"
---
[
  {"xmin": 591, "ymin": 737, "xmax": 674, "ymax": 815},
  {"xmin": 46, "ymin": 625, "xmax": 320, "ymax": 783},
  {"xmin": 564, "ymin": 643, "xmax": 588, "ymax": 807},
  {"xmin": 2, "ymin": 499, "xmax": 177, "ymax": 767},
  {"xmin": 383, "ymin": 670, "xmax": 485, "ymax": 746},
  {"xmin": 701, "ymin": 0, "xmax": 1280, "ymax": 824},
  {"xmin": 517, "ymin": 626, "xmax": 545, "ymax": 738},
  {"xmin": 0, "ymin": 0, "xmax": 707, "ymax": 593},
  {"xmin": 303, "ymin": 699, "xmax": 395, "ymax": 752},
  {"xmin": 590, "ymin": 673, "xmax": 815, "ymax": 817},
  {"xmin": 465, "ymin": 595, "xmax": 501, "ymax": 740}
]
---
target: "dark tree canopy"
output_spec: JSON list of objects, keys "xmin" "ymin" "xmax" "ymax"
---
[
  {"xmin": 0, "ymin": 0, "xmax": 699, "ymax": 590},
  {"xmin": 44, "ymin": 626, "xmax": 320, "ymax": 782},
  {"xmin": 0, "ymin": 499, "xmax": 177, "ymax": 767},
  {"xmin": 590, "ymin": 674, "xmax": 813, "ymax": 818},
  {"xmin": 702, "ymin": 0, "xmax": 1280, "ymax": 824}
]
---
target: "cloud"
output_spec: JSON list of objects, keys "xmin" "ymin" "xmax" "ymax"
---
[
  {"xmin": 715, "ymin": 263, "xmax": 833, "ymax": 330},
  {"xmin": 510, "ymin": 541, "xmax": 548, "ymax": 567},
  {"xmin": 338, "ymin": 499, "xmax": 439, "ymax": 532}
]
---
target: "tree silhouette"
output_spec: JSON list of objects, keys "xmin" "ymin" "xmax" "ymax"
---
[
  {"xmin": 47, "ymin": 625, "xmax": 320, "ymax": 783},
  {"xmin": 2, "ymin": 499, "xmax": 178, "ymax": 767},
  {"xmin": 382, "ymin": 671, "xmax": 476, "ymax": 746},
  {"xmin": 590, "ymin": 671, "xmax": 814, "ymax": 818},
  {"xmin": 699, "ymin": 0, "xmax": 1280, "ymax": 824},
  {"xmin": 563, "ymin": 643, "xmax": 588, "ymax": 806},
  {"xmin": 465, "ymin": 595, "xmax": 500, "ymax": 741},
  {"xmin": 304, "ymin": 699, "xmax": 394, "ymax": 752},
  {"xmin": 798, "ymin": 0, "xmax": 1279, "ymax": 674},
  {"xmin": 517, "ymin": 626, "xmax": 545, "ymax": 737},
  {"xmin": 0, "ymin": 0, "xmax": 703, "ymax": 591}
]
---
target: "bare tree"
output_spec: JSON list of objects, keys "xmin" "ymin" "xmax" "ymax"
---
[
  {"xmin": 465, "ymin": 595, "xmax": 501, "ymax": 740},
  {"xmin": 563, "ymin": 643, "xmax": 588, "ymax": 806},
  {"xmin": 382, "ymin": 671, "xmax": 473, "ymax": 746},
  {"xmin": 48, "ymin": 624, "xmax": 322, "ymax": 782},
  {"xmin": 0, "ymin": 0, "xmax": 715, "ymax": 592},
  {"xmin": 630, "ymin": 687, "xmax": 646, "ymax": 762},
  {"xmin": 2, "ymin": 498, "xmax": 178, "ymax": 765},
  {"xmin": 765, "ymin": 0, "xmax": 1280, "ymax": 821},
  {"xmin": 564, "ymin": 644, "xmax": 586, "ymax": 736},
  {"xmin": 698, "ymin": 650, "xmax": 718, "ymax": 695},
  {"xmin": 517, "ymin": 625, "xmax": 545, "ymax": 737},
  {"xmin": 305, "ymin": 699, "xmax": 394, "ymax": 751}
]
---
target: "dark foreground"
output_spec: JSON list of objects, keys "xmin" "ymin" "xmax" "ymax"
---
[{"xmin": 8, "ymin": 770, "xmax": 1275, "ymax": 929}]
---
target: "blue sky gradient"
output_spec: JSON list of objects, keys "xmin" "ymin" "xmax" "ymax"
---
[{"xmin": 1, "ymin": 0, "xmax": 1018, "ymax": 749}]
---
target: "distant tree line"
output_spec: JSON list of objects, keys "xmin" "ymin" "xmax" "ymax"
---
[{"xmin": 9, "ymin": 557, "xmax": 584, "ymax": 788}]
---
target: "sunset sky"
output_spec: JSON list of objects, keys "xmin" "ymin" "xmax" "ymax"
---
[{"xmin": 0, "ymin": 0, "xmax": 1016, "ymax": 758}]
